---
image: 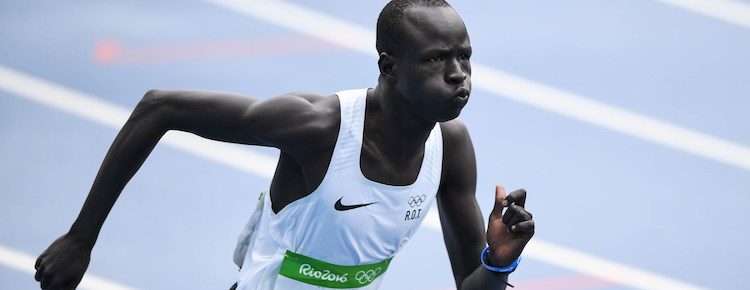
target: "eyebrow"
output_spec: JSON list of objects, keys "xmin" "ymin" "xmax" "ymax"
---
[{"xmin": 420, "ymin": 45, "xmax": 472, "ymax": 56}]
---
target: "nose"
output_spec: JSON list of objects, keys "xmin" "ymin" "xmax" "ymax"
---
[{"xmin": 445, "ymin": 58, "xmax": 467, "ymax": 84}]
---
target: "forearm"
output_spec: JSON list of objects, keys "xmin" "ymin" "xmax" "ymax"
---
[{"xmin": 68, "ymin": 92, "xmax": 170, "ymax": 247}]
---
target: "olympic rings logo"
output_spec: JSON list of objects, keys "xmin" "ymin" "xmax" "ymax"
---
[
  {"xmin": 355, "ymin": 267, "xmax": 381, "ymax": 284},
  {"xmin": 408, "ymin": 195, "xmax": 426, "ymax": 208}
]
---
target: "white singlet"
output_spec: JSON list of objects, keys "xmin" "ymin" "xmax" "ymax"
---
[{"xmin": 233, "ymin": 89, "xmax": 443, "ymax": 289}]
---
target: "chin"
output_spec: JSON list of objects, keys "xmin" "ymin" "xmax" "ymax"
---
[{"xmin": 436, "ymin": 110, "xmax": 463, "ymax": 122}]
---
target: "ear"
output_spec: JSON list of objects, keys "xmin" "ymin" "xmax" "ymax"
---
[{"xmin": 378, "ymin": 52, "xmax": 396, "ymax": 81}]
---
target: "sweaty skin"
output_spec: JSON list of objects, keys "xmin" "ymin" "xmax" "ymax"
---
[{"xmin": 34, "ymin": 5, "xmax": 534, "ymax": 290}]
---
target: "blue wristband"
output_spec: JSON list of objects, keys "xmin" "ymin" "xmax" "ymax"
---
[{"xmin": 481, "ymin": 247, "xmax": 521, "ymax": 273}]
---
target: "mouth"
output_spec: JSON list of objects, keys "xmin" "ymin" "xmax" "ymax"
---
[{"xmin": 452, "ymin": 88, "xmax": 470, "ymax": 107}]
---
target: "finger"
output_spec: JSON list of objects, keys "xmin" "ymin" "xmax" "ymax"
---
[
  {"xmin": 510, "ymin": 220, "xmax": 535, "ymax": 237},
  {"xmin": 43, "ymin": 276, "xmax": 66, "ymax": 290},
  {"xmin": 34, "ymin": 265, "xmax": 44, "ymax": 281},
  {"xmin": 489, "ymin": 185, "xmax": 507, "ymax": 222},
  {"xmin": 40, "ymin": 273, "xmax": 50, "ymax": 290},
  {"xmin": 505, "ymin": 188, "xmax": 527, "ymax": 208},
  {"xmin": 504, "ymin": 205, "xmax": 532, "ymax": 229},
  {"xmin": 59, "ymin": 280, "xmax": 78, "ymax": 290}
]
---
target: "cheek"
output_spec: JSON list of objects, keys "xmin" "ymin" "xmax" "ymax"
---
[
  {"xmin": 413, "ymin": 81, "xmax": 445, "ymax": 104},
  {"xmin": 399, "ymin": 66, "xmax": 448, "ymax": 100},
  {"xmin": 415, "ymin": 70, "xmax": 447, "ymax": 89}
]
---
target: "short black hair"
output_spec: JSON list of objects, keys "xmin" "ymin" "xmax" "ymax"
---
[{"xmin": 376, "ymin": 0, "xmax": 452, "ymax": 55}]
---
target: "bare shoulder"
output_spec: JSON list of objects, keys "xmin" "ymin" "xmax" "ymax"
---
[
  {"xmin": 439, "ymin": 118, "xmax": 473, "ymax": 151},
  {"xmin": 271, "ymin": 91, "xmax": 333, "ymax": 105},
  {"xmin": 438, "ymin": 118, "xmax": 476, "ymax": 186},
  {"xmin": 261, "ymin": 91, "xmax": 338, "ymax": 113},
  {"xmin": 269, "ymin": 91, "xmax": 340, "ymax": 130},
  {"xmin": 250, "ymin": 91, "xmax": 341, "ymax": 153}
]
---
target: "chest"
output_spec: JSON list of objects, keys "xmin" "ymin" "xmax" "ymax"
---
[
  {"xmin": 281, "ymin": 169, "xmax": 439, "ymax": 262},
  {"xmin": 270, "ymin": 143, "xmax": 427, "ymax": 213},
  {"xmin": 359, "ymin": 141, "xmax": 426, "ymax": 187}
]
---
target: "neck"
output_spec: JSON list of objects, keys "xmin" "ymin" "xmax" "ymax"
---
[{"xmin": 364, "ymin": 85, "xmax": 436, "ymax": 159}]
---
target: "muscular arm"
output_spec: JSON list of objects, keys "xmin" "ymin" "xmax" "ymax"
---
[
  {"xmin": 437, "ymin": 119, "xmax": 534, "ymax": 290},
  {"xmin": 35, "ymin": 89, "xmax": 335, "ymax": 289}
]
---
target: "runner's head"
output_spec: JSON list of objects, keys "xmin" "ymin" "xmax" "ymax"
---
[
  {"xmin": 376, "ymin": 0, "xmax": 472, "ymax": 122},
  {"xmin": 376, "ymin": 0, "xmax": 453, "ymax": 56}
]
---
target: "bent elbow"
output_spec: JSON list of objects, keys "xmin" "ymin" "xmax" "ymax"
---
[
  {"xmin": 129, "ymin": 89, "xmax": 172, "ymax": 126},
  {"xmin": 139, "ymin": 89, "xmax": 166, "ymax": 111}
]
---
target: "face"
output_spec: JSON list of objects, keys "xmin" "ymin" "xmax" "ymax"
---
[{"xmin": 391, "ymin": 6, "xmax": 472, "ymax": 122}]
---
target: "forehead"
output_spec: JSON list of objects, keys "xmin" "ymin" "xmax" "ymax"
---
[{"xmin": 399, "ymin": 6, "xmax": 470, "ymax": 54}]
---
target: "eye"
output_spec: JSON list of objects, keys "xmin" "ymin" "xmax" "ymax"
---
[
  {"xmin": 459, "ymin": 54, "xmax": 470, "ymax": 60},
  {"xmin": 429, "ymin": 56, "xmax": 444, "ymax": 62}
]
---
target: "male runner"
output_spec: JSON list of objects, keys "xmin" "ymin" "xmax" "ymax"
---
[{"xmin": 34, "ymin": 0, "xmax": 535, "ymax": 289}]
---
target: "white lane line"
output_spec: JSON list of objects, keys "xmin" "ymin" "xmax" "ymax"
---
[
  {"xmin": 472, "ymin": 65, "xmax": 750, "ymax": 171},
  {"xmin": 204, "ymin": 0, "xmax": 377, "ymax": 58},
  {"xmin": 522, "ymin": 240, "xmax": 706, "ymax": 290},
  {"xmin": 0, "ymin": 66, "xmax": 277, "ymax": 179},
  {"xmin": 0, "ymin": 245, "xmax": 136, "ymax": 290},
  {"xmin": 651, "ymin": 0, "xmax": 750, "ymax": 30},
  {"xmin": 424, "ymin": 210, "xmax": 706, "ymax": 290},
  {"xmin": 205, "ymin": 0, "xmax": 750, "ymax": 172},
  {"xmin": 1, "ymin": 63, "xmax": 706, "ymax": 290}
]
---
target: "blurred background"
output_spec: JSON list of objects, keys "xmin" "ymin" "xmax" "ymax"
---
[{"xmin": 1, "ymin": 0, "xmax": 748, "ymax": 289}]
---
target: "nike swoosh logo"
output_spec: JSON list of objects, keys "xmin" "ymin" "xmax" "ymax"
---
[{"xmin": 334, "ymin": 197, "xmax": 377, "ymax": 211}]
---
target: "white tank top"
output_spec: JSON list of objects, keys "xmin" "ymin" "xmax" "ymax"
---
[{"xmin": 234, "ymin": 89, "xmax": 443, "ymax": 289}]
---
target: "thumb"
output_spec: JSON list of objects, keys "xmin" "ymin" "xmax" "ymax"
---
[{"xmin": 489, "ymin": 184, "xmax": 507, "ymax": 222}]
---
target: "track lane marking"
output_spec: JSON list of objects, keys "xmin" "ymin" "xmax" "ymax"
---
[
  {"xmin": 0, "ymin": 245, "xmax": 135, "ymax": 290},
  {"xmin": 0, "ymin": 66, "xmax": 278, "ymax": 179},
  {"xmin": 651, "ymin": 0, "xmax": 750, "ymax": 30}
]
